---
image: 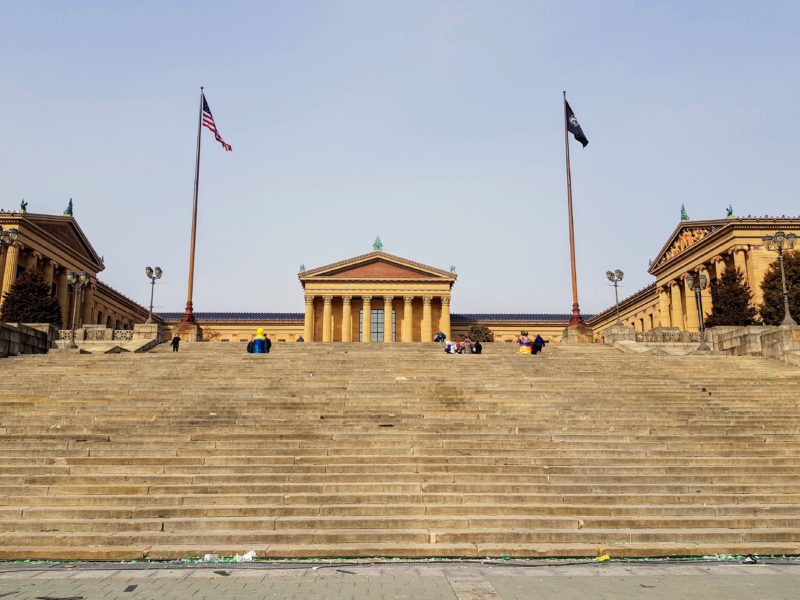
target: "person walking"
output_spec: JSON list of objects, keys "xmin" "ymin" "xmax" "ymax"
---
[
  {"xmin": 246, "ymin": 335, "xmax": 254, "ymax": 353},
  {"xmin": 532, "ymin": 335, "xmax": 547, "ymax": 355},
  {"xmin": 171, "ymin": 335, "xmax": 180, "ymax": 352},
  {"xmin": 264, "ymin": 334, "xmax": 272, "ymax": 354}
]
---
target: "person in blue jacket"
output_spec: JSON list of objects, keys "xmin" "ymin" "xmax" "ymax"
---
[{"xmin": 253, "ymin": 328, "xmax": 267, "ymax": 354}]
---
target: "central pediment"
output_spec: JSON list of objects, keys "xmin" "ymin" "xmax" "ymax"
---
[{"xmin": 299, "ymin": 251, "xmax": 456, "ymax": 282}]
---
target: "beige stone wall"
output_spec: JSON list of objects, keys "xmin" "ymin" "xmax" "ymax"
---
[{"xmin": 164, "ymin": 321, "xmax": 304, "ymax": 343}]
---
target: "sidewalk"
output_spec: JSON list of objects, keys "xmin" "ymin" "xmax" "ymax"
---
[{"xmin": 1, "ymin": 560, "xmax": 799, "ymax": 599}]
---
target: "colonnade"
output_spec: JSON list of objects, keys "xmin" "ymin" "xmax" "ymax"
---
[
  {"xmin": 656, "ymin": 245, "xmax": 756, "ymax": 331},
  {"xmin": 0, "ymin": 243, "xmax": 133, "ymax": 329},
  {"xmin": 303, "ymin": 294, "xmax": 451, "ymax": 342}
]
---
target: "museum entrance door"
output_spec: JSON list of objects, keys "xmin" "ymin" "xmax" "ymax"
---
[{"xmin": 359, "ymin": 309, "xmax": 396, "ymax": 342}]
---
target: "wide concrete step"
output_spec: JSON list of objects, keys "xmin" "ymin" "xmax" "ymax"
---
[{"xmin": 1, "ymin": 342, "xmax": 798, "ymax": 559}]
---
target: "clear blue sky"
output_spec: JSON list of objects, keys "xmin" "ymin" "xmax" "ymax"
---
[{"xmin": 2, "ymin": 1, "xmax": 799, "ymax": 315}]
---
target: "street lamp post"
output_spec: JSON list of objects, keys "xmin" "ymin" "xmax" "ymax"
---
[
  {"xmin": 606, "ymin": 269, "xmax": 624, "ymax": 324},
  {"xmin": 145, "ymin": 266, "xmax": 163, "ymax": 324},
  {"xmin": 66, "ymin": 271, "xmax": 90, "ymax": 349},
  {"xmin": 686, "ymin": 271, "xmax": 711, "ymax": 351},
  {"xmin": 762, "ymin": 231, "xmax": 797, "ymax": 327}
]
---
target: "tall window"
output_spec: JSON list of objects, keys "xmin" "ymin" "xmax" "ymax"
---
[{"xmin": 359, "ymin": 309, "xmax": 396, "ymax": 341}]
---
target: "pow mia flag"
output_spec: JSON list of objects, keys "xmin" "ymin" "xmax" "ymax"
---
[{"xmin": 565, "ymin": 100, "xmax": 588, "ymax": 147}]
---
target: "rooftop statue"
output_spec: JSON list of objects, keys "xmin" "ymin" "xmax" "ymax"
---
[
  {"xmin": 726, "ymin": 205, "xmax": 734, "ymax": 219},
  {"xmin": 298, "ymin": 264, "xmax": 306, "ymax": 272},
  {"xmin": 64, "ymin": 198, "xmax": 74, "ymax": 216},
  {"xmin": 373, "ymin": 236, "xmax": 383, "ymax": 251},
  {"xmin": 680, "ymin": 204, "xmax": 689, "ymax": 221},
  {"xmin": 19, "ymin": 199, "xmax": 27, "ymax": 213}
]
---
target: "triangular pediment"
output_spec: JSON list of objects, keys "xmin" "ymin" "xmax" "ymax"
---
[
  {"xmin": 300, "ymin": 251, "xmax": 456, "ymax": 281},
  {"xmin": 650, "ymin": 220, "xmax": 726, "ymax": 273},
  {"xmin": 24, "ymin": 214, "xmax": 104, "ymax": 270}
]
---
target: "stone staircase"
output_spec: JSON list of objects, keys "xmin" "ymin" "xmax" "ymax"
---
[{"xmin": 1, "ymin": 342, "xmax": 800, "ymax": 560}]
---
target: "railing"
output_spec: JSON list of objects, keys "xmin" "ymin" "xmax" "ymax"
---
[
  {"xmin": 85, "ymin": 328, "xmax": 108, "ymax": 341},
  {"xmin": 113, "ymin": 330, "xmax": 134, "ymax": 341},
  {"xmin": 57, "ymin": 329, "xmax": 73, "ymax": 340}
]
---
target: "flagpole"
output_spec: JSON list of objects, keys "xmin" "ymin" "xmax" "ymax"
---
[
  {"xmin": 180, "ymin": 86, "xmax": 204, "ymax": 323},
  {"xmin": 563, "ymin": 91, "xmax": 584, "ymax": 326}
]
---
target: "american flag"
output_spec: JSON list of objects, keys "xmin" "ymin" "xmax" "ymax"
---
[{"xmin": 202, "ymin": 94, "xmax": 232, "ymax": 151}]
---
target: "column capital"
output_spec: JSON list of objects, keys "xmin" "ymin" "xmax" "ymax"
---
[
  {"xmin": 441, "ymin": 296, "xmax": 451, "ymax": 306},
  {"xmin": 403, "ymin": 295, "xmax": 414, "ymax": 303},
  {"xmin": 48, "ymin": 259, "xmax": 59, "ymax": 268},
  {"xmin": 383, "ymin": 295, "xmax": 393, "ymax": 302},
  {"xmin": 323, "ymin": 295, "xmax": 333, "ymax": 303},
  {"xmin": 304, "ymin": 295, "xmax": 315, "ymax": 304},
  {"xmin": 362, "ymin": 295, "xmax": 372, "ymax": 302},
  {"xmin": 422, "ymin": 296, "xmax": 432, "ymax": 305},
  {"xmin": 341, "ymin": 295, "xmax": 352, "ymax": 303}
]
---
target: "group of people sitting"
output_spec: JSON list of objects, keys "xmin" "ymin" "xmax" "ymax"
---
[
  {"xmin": 517, "ymin": 331, "xmax": 546, "ymax": 355},
  {"xmin": 246, "ymin": 328, "xmax": 272, "ymax": 354},
  {"xmin": 443, "ymin": 336, "xmax": 483, "ymax": 354}
]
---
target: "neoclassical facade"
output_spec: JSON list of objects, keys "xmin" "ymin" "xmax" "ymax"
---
[
  {"xmin": 590, "ymin": 216, "xmax": 800, "ymax": 339},
  {"xmin": 299, "ymin": 251, "xmax": 456, "ymax": 342},
  {"xmin": 0, "ymin": 208, "xmax": 151, "ymax": 329}
]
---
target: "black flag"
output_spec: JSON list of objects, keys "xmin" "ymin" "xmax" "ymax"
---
[{"xmin": 565, "ymin": 101, "xmax": 588, "ymax": 147}]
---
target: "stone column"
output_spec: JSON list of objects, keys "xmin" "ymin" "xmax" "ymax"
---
[
  {"xmin": 670, "ymin": 281, "xmax": 684, "ymax": 330},
  {"xmin": 303, "ymin": 295, "xmax": 315, "ymax": 341},
  {"xmin": 24, "ymin": 251, "xmax": 39, "ymax": 273},
  {"xmin": 733, "ymin": 246, "xmax": 748, "ymax": 283},
  {"xmin": 657, "ymin": 286, "xmax": 671, "ymax": 327},
  {"xmin": 699, "ymin": 265, "xmax": 713, "ymax": 320},
  {"xmin": 1, "ymin": 243, "xmax": 20, "ymax": 305},
  {"xmin": 57, "ymin": 269, "xmax": 70, "ymax": 328},
  {"xmin": 402, "ymin": 296, "xmax": 414, "ymax": 343},
  {"xmin": 43, "ymin": 260, "xmax": 56, "ymax": 287},
  {"xmin": 683, "ymin": 276, "xmax": 700, "ymax": 332},
  {"xmin": 82, "ymin": 282, "xmax": 96, "ymax": 326},
  {"xmin": 713, "ymin": 256, "xmax": 727, "ymax": 282},
  {"xmin": 383, "ymin": 296, "xmax": 393, "ymax": 343},
  {"xmin": 322, "ymin": 295, "xmax": 333, "ymax": 342},
  {"xmin": 361, "ymin": 296, "xmax": 372, "ymax": 342},
  {"xmin": 341, "ymin": 296, "xmax": 352, "ymax": 342},
  {"xmin": 421, "ymin": 296, "xmax": 433, "ymax": 342},
  {"xmin": 439, "ymin": 296, "xmax": 451, "ymax": 339}
]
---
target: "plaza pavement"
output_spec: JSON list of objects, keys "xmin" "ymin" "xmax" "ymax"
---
[{"xmin": 1, "ymin": 560, "xmax": 799, "ymax": 599}]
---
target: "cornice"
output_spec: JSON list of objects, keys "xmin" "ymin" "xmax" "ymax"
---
[{"xmin": 299, "ymin": 250, "xmax": 456, "ymax": 280}]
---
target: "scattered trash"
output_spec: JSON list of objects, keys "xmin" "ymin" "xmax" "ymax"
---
[
  {"xmin": 123, "ymin": 585, "xmax": 138, "ymax": 592},
  {"xmin": 202, "ymin": 554, "xmax": 220, "ymax": 562},
  {"xmin": 234, "ymin": 550, "xmax": 256, "ymax": 562},
  {"xmin": 596, "ymin": 554, "xmax": 611, "ymax": 562},
  {"xmin": 213, "ymin": 570, "xmax": 231, "ymax": 577},
  {"xmin": 208, "ymin": 412, "xmax": 217, "ymax": 416},
  {"xmin": 743, "ymin": 555, "xmax": 758, "ymax": 564},
  {"xmin": 639, "ymin": 584, "xmax": 656, "ymax": 588}
]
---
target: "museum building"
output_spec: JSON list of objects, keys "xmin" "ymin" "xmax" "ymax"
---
[
  {"xmin": 0, "ymin": 205, "xmax": 151, "ymax": 329},
  {"xmin": 1, "ymin": 203, "xmax": 797, "ymax": 343}
]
